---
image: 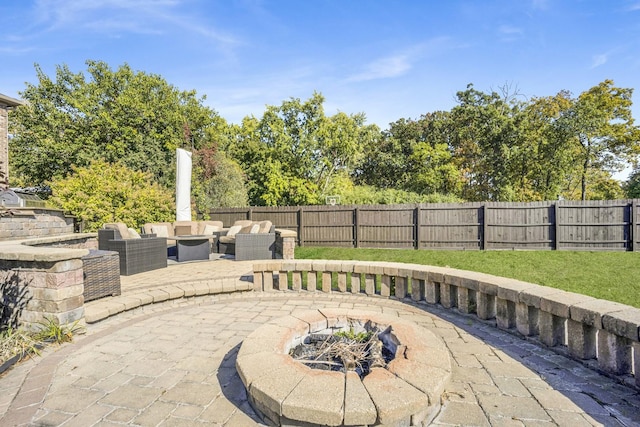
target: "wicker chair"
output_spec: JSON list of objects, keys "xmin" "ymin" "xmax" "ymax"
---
[
  {"xmin": 218, "ymin": 220, "xmax": 276, "ymax": 260},
  {"xmin": 98, "ymin": 227, "xmax": 167, "ymax": 276}
]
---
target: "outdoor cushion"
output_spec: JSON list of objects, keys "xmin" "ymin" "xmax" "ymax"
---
[
  {"xmin": 174, "ymin": 225, "xmax": 192, "ymax": 236},
  {"xmin": 128, "ymin": 228, "xmax": 142, "ymax": 239},
  {"xmin": 197, "ymin": 220, "xmax": 224, "ymax": 234},
  {"xmin": 150, "ymin": 225, "xmax": 169, "ymax": 238},
  {"xmin": 103, "ymin": 223, "xmax": 133, "ymax": 239},
  {"xmin": 174, "ymin": 221, "xmax": 198, "ymax": 235},
  {"xmin": 226, "ymin": 225, "xmax": 243, "ymax": 237},
  {"xmin": 202, "ymin": 224, "xmax": 222, "ymax": 235},
  {"xmin": 257, "ymin": 220, "xmax": 273, "ymax": 234}
]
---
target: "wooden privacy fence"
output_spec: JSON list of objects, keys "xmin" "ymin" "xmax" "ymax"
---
[{"xmin": 205, "ymin": 199, "xmax": 640, "ymax": 251}]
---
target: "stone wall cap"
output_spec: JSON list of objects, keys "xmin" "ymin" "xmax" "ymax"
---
[
  {"xmin": 0, "ymin": 242, "xmax": 89, "ymax": 261},
  {"xmin": 276, "ymin": 229, "xmax": 297, "ymax": 238}
]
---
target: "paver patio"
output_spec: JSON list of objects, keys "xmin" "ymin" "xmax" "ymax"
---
[{"xmin": 1, "ymin": 258, "xmax": 639, "ymax": 426}]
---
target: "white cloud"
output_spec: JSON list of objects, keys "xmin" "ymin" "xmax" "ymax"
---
[
  {"xmin": 30, "ymin": 0, "xmax": 238, "ymax": 46},
  {"xmin": 347, "ymin": 54, "xmax": 413, "ymax": 82},
  {"xmin": 591, "ymin": 53, "xmax": 608, "ymax": 68},
  {"xmin": 346, "ymin": 38, "xmax": 453, "ymax": 83},
  {"xmin": 628, "ymin": 2, "xmax": 640, "ymax": 11},
  {"xmin": 499, "ymin": 25, "xmax": 523, "ymax": 35}
]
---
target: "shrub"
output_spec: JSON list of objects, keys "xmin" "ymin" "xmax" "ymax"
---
[{"xmin": 49, "ymin": 161, "xmax": 174, "ymax": 231}]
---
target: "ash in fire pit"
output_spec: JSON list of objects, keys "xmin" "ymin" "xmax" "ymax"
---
[{"xmin": 290, "ymin": 324, "xmax": 398, "ymax": 378}]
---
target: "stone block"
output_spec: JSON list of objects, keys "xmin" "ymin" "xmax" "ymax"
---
[
  {"xmin": 425, "ymin": 280, "xmax": 440, "ymax": 305},
  {"xmin": 570, "ymin": 299, "xmax": 628, "ymax": 329},
  {"xmin": 263, "ymin": 271, "xmax": 274, "ymax": 292},
  {"xmin": 519, "ymin": 286, "xmax": 562, "ymax": 308},
  {"xmin": 496, "ymin": 298, "xmax": 516, "ymax": 330},
  {"xmin": 634, "ymin": 342, "xmax": 640, "ymax": 389},
  {"xmin": 457, "ymin": 287, "xmax": 476, "ymax": 314},
  {"xmin": 380, "ymin": 275, "xmax": 391, "ymax": 297},
  {"xmin": 292, "ymin": 271, "xmax": 302, "ymax": 291},
  {"xmin": 281, "ymin": 370, "xmax": 345, "ymax": 426},
  {"xmin": 540, "ymin": 291, "xmax": 594, "ymax": 318},
  {"xmin": 602, "ymin": 308, "xmax": 640, "ymax": 341},
  {"xmin": 477, "ymin": 278, "xmax": 499, "ymax": 296},
  {"xmin": 516, "ymin": 302, "xmax": 539, "ymax": 336},
  {"xmin": 496, "ymin": 280, "xmax": 533, "ymax": 303},
  {"xmin": 567, "ymin": 319, "xmax": 596, "ymax": 360},
  {"xmin": 440, "ymin": 283, "xmax": 457, "ymax": 309},
  {"xmin": 306, "ymin": 271, "xmax": 317, "ymax": 292},
  {"xmin": 321, "ymin": 271, "xmax": 332, "ymax": 293},
  {"xmin": 364, "ymin": 273, "xmax": 375, "ymax": 295},
  {"xmin": 350, "ymin": 272, "xmax": 361, "ymax": 294},
  {"xmin": 253, "ymin": 272, "xmax": 264, "ymax": 291},
  {"xmin": 476, "ymin": 292, "xmax": 496, "ymax": 320},
  {"xmin": 344, "ymin": 371, "xmax": 377, "ymax": 426},
  {"xmin": 387, "ymin": 359, "xmax": 450, "ymax": 407},
  {"xmin": 362, "ymin": 368, "xmax": 429, "ymax": 425},
  {"xmin": 597, "ymin": 329, "xmax": 632, "ymax": 375},
  {"xmin": 411, "ymin": 278, "xmax": 424, "ymax": 302},
  {"xmin": 538, "ymin": 311, "xmax": 565, "ymax": 347},
  {"xmin": 394, "ymin": 276, "xmax": 407, "ymax": 299}
]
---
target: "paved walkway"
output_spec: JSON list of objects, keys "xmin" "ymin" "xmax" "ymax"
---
[{"xmin": 1, "ymin": 258, "xmax": 640, "ymax": 426}]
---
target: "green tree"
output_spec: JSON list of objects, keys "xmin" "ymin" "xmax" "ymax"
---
[
  {"xmin": 554, "ymin": 80, "xmax": 640, "ymax": 200},
  {"xmin": 227, "ymin": 92, "xmax": 377, "ymax": 206},
  {"xmin": 9, "ymin": 60, "xmax": 220, "ymax": 187},
  {"xmin": 192, "ymin": 145, "xmax": 249, "ymax": 212},
  {"xmin": 48, "ymin": 161, "xmax": 174, "ymax": 231}
]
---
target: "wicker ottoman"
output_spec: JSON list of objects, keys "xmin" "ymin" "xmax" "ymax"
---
[{"xmin": 82, "ymin": 250, "xmax": 121, "ymax": 302}]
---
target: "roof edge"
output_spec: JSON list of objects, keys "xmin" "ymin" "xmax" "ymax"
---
[{"xmin": 0, "ymin": 93, "xmax": 24, "ymax": 107}]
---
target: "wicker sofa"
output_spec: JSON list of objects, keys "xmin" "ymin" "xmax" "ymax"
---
[
  {"xmin": 218, "ymin": 220, "xmax": 276, "ymax": 260},
  {"xmin": 98, "ymin": 223, "xmax": 167, "ymax": 275},
  {"xmin": 142, "ymin": 221, "xmax": 223, "ymax": 244}
]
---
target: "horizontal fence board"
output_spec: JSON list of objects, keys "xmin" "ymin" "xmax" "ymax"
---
[{"xmin": 205, "ymin": 199, "xmax": 640, "ymax": 251}]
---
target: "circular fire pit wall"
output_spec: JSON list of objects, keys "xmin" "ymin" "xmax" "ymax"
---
[{"xmin": 236, "ymin": 309, "xmax": 452, "ymax": 426}]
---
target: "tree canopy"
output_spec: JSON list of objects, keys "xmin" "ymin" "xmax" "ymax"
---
[
  {"xmin": 9, "ymin": 60, "xmax": 220, "ymax": 188},
  {"xmin": 8, "ymin": 60, "xmax": 640, "ymax": 214}
]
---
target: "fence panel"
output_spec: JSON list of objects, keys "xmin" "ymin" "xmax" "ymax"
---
[
  {"xmin": 419, "ymin": 203, "xmax": 483, "ymax": 250},
  {"xmin": 301, "ymin": 207, "xmax": 355, "ymax": 247},
  {"xmin": 557, "ymin": 201, "xmax": 630, "ymax": 251},
  {"xmin": 485, "ymin": 201, "xmax": 555, "ymax": 250},
  {"xmin": 205, "ymin": 199, "xmax": 640, "ymax": 251}
]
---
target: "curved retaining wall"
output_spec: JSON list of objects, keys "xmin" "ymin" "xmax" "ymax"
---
[{"xmin": 252, "ymin": 259, "xmax": 640, "ymax": 390}]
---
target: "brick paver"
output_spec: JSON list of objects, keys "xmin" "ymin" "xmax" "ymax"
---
[{"xmin": 1, "ymin": 259, "xmax": 639, "ymax": 426}]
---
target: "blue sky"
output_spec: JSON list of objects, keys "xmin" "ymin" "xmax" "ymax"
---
[{"xmin": 1, "ymin": 0, "xmax": 640, "ymax": 132}]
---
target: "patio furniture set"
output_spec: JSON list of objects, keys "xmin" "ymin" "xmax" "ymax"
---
[{"xmin": 82, "ymin": 219, "xmax": 276, "ymax": 302}]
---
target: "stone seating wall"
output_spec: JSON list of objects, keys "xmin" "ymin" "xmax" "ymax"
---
[
  {"xmin": 0, "ymin": 234, "xmax": 97, "ymax": 330},
  {"xmin": 0, "ymin": 208, "xmax": 76, "ymax": 241},
  {"xmin": 253, "ymin": 259, "xmax": 640, "ymax": 390}
]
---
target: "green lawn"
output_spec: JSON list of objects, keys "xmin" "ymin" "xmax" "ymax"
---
[{"xmin": 296, "ymin": 247, "xmax": 640, "ymax": 308}]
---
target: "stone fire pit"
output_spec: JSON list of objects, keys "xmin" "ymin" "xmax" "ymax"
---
[{"xmin": 236, "ymin": 309, "xmax": 451, "ymax": 426}]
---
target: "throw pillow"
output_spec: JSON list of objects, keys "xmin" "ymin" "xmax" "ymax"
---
[
  {"xmin": 128, "ymin": 228, "xmax": 142, "ymax": 239},
  {"xmin": 175, "ymin": 225, "xmax": 192, "ymax": 236},
  {"xmin": 226, "ymin": 225, "xmax": 243, "ymax": 237},
  {"xmin": 202, "ymin": 224, "xmax": 221, "ymax": 235},
  {"xmin": 151, "ymin": 225, "xmax": 169, "ymax": 238},
  {"xmin": 249, "ymin": 223, "xmax": 260, "ymax": 234}
]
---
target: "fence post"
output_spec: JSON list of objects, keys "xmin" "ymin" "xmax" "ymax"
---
[
  {"xmin": 631, "ymin": 200, "xmax": 637, "ymax": 252},
  {"xmin": 482, "ymin": 204, "xmax": 488, "ymax": 250},
  {"xmin": 247, "ymin": 208, "xmax": 253, "ymax": 221},
  {"xmin": 415, "ymin": 205, "xmax": 421, "ymax": 250},
  {"xmin": 354, "ymin": 207, "xmax": 359, "ymax": 248},
  {"xmin": 298, "ymin": 207, "xmax": 304, "ymax": 247},
  {"xmin": 554, "ymin": 202, "xmax": 560, "ymax": 250}
]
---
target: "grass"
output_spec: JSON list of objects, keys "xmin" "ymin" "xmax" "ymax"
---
[
  {"xmin": 0, "ymin": 318, "xmax": 84, "ymax": 366},
  {"xmin": 296, "ymin": 247, "xmax": 640, "ymax": 308},
  {"xmin": 0, "ymin": 328, "xmax": 40, "ymax": 365}
]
